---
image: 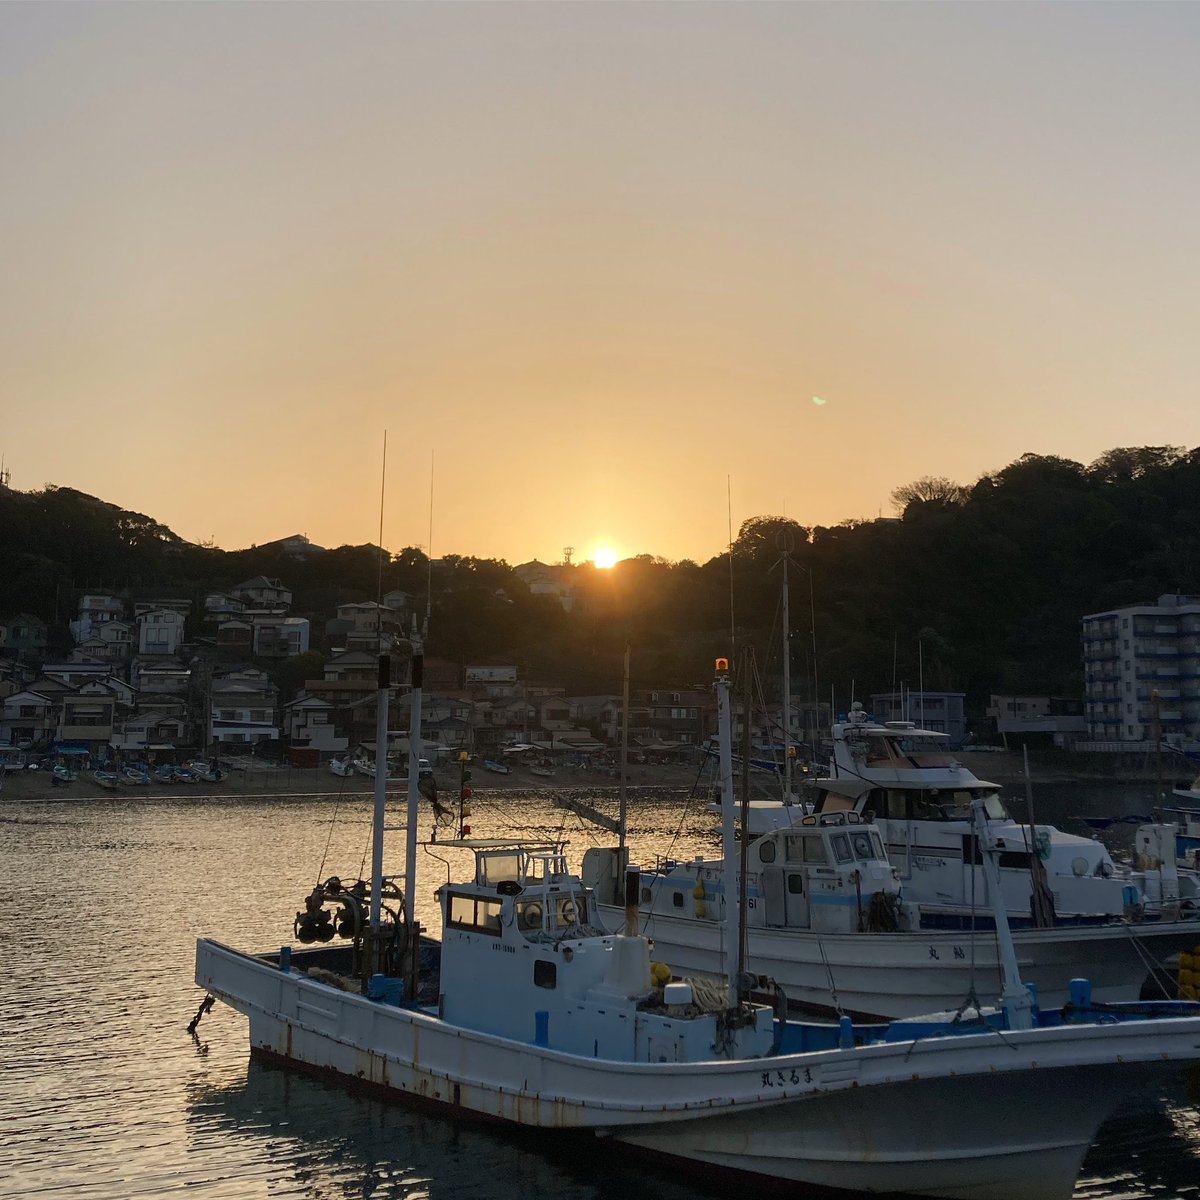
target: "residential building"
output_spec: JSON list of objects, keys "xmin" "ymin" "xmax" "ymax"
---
[
  {"xmin": 0, "ymin": 613, "xmax": 48, "ymax": 663},
  {"xmin": 986, "ymin": 695, "xmax": 1086, "ymax": 745},
  {"xmin": 867, "ymin": 690, "xmax": 968, "ymax": 747},
  {"xmin": 231, "ymin": 576, "xmax": 292, "ymax": 610},
  {"xmin": 204, "ymin": 592, "xmax": 247, "ymax": 620},
  {"xmin": 1, "ymin": 688, "xmax": 57, "ymax": 748},
  {"xmin": 55, "ymin": 680, "xmax": 123, "ymax": 756},
  {"xmin": 328, "ymin": 602, "xmax": 401, "ymax": 652},
  {"xmin": 69, "ymin": 594, "xmax": 125, "ymax": 643},
  {"xmin": 569, "ymin": 695, "xmax": 624, "ymax": 743},
  {"xmin": 253, "ymin": 616, "xmax": 311, "ymax": 658},
  {"xmin": 138, "ymin": 608, "xmax": 185, "ymax": 656},
  {"xmin": 284, "ymin": 695, "xmax": 348, "ymax": 754},
  {"xmin": 513, "ymin": 560, "xmax": 576, "ymax": 612},
  {"xmin": 632, "ymin": 687, "xmax": 710, "ymax": 746},
  {"xmin": 209, "ymin": 668, "xmax": 280, "ymax": 747},
  {"xmin": 1081, "ymin": 593, "xmax": 1200, "ymax": 748},
  {"xmin": 465, "ymin": 665, "xmax": 518, "ymax": 698}
]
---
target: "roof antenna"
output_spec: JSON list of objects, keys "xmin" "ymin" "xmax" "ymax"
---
[
  {"xmin": 727, "ymin": 475, "xmax": 736, "ymax": 657},
  {"xmin": 376, "ymin": 431, "xmax": 388, "ymax": 648},
  {"xmin": 423, "ymin": 450, "xmax": 434, "ymax": 638}
]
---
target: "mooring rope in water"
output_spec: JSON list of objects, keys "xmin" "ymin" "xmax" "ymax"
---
[{"xmin": 186, "ymin": 994, "xmax": 215, "ymax": 1034}]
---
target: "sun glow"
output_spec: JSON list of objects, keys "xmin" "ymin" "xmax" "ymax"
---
[{"xmin": 592, "ymin": 546, "xmax": 619, "ymax": 569}]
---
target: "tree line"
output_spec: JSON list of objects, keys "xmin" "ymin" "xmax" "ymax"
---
[{"xmin": 3, "ymin": 444, "xmax": 1199, "ymax": 712}]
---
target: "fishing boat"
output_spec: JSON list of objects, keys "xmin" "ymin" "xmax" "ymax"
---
[
  {"xmin": 155, "ymin": 764, "xmax": 177, "ymax": 785},
  {"xmin": 583, "ymin": 810, "xmax": 1199, "ymax": 1018},
  {"xmin": 483, "ymin": 758, "xmax": 511, "ymax": 775},
  {"xmin": 745, "ymin": 704, "xmax": 1200, "ymax": 925},
  {"xmin": 51, "ymin": 763, "xmax": 78, "ymax": 786},
  {"xmin": 329, "ymin": 757, "xmax": 355, "ymax": 778},
  {"xmin": 194, "ymin": 658, "xmax": 1200, "ymax": 1200},
  {"xmin": 93, "ymin": 769, "xmax": 120, "ymax": 790},
  {"xmin": 586, "ymin": 701, "xmax": 1200, "ymax": 1018},
  {"xmin": 122, "ymin": 766, "xmax": 151, "ymax": 786},
  {"xmin": 1171, "ymin": 768, "xmax": 1200, "ymax": 805}
]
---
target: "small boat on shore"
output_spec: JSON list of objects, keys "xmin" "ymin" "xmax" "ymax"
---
[
  {"xmin": 483, "ymin": 759, "xmax": 511, "ymax": 774},
  {"xmin": 122, "ymin": 767, "xmax": 151, "ymax": 786},
  {"xmin": 93, "ymin": 770, "xmax": 120, "ymax": 790},
  {"xmin": 52, "ymin": 763, "xmax": 78, "ymax": 786},
  {"xmin": 155, "ymin": 765, "xmax": 177, "ymax": 785}
]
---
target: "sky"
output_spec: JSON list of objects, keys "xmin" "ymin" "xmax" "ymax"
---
[{"xmin": 3, "ymin": 3, "xmax": 1200, "ymax": 567}]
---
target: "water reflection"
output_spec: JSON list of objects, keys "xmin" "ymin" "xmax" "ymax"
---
[
  {"xmin": 187, "ymin": 1058, "xmax": 721, "ymax": 1200},
  {"xmin": 3, "ymin": 784, "xmax": 1199, "ymax": 1200}
]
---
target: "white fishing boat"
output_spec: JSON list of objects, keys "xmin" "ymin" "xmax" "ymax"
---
[
  {"xmin": 747, "ymin": 703, "xmax": 1200, "ymax": 924},
  {"xmin": 194, "ymin": 658, "xmax": 1200, "ymax": 1200},
  {"xmin": 583, "ymin": 812, "xmax": 1198, "ymax": 1018},
  {"xmin": 587, "ymin": 702, "xmax": 1200, "ymax": 1018},
  {"xmin": 329, "ymin": 757, "xmax": 355, "ymax": 778},
  {"xmin": 1171, "ymin": 769, "xmax": 1200, "ymax": 805}
]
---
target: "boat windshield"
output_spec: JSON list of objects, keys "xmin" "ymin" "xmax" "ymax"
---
[{"xmin": 915, "ymin": 790, "xmax": 1009, "ymax": 821}]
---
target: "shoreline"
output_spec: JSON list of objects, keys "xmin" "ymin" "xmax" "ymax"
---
[
  {"xmin": 2, "ymin": 749, "xmax": 1182, "ymax": 805},
  {"xmin": 0, "ymin": 760, "xmax": 705, "ymax": 803}
]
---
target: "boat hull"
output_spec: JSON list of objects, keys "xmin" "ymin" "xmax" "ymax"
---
[
  {"xmin": 598, "ymin": 903, "xmax": 1198, "ymax": 1019},
  {"xmin": 196, "ymin": 938, "xmax": 1200, "ymax": 1200}
]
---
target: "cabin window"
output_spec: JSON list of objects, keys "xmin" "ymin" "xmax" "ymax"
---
[
  {"xmin": 851, "ymin": 831, "xmax": 876, "ymax": 861},
  {"xmin": 962, "ymin": 838, "xmax": 1031, "ymax": 870},
  {"xmin": 803, "ymin": 837, "xmax": 827, "ymax": 864},
  {"xmin": 759, "ymin": 840, "xmax": 777, "ymax": 863},
  {"xmin": 517, "ymin": 900, "xmax": 545, "ymax": 932},
  {"xmin": 830, "ymin": 833, "xmax": 853, "ymax": 864},
  {"xmin": 478, "ymin": 851, "xmax": 521, "ymax": 887},
  {"xmin": 534, "ymin": 960, "xmax": 557, "ymax": 989},
  {"xmin": 787, "ymin": 874, "xmax": 804, "ymax": 895},
  {"xmin": 556, "ymin": 896, "xmax": 581, "ymax": 927},
  {"xmin": 641, "ymin": 887, "xmax": 653, "ymax": 904},
  {"xmin": 672, "ymin": 891, "xmax": 684, "ymax": 908},
  {"xmin": 447, "ymin": 894, "xmax": 503, "ymax": 936}
]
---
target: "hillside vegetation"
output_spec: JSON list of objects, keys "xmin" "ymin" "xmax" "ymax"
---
[{"xmin": 4, "ymin": 445, "xmax": 1199, "ymax": 706}]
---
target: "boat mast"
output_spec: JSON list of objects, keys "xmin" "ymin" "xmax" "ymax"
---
[
  {"xmin": 970, "ymin": 795, "xmax": 1034, "ymax": 1029},
  {"xmin": 369, "ymin": 654, "xmax": 390, "ymax": 937},
  {"xmin": 618, "ymin": 643, "xmax": 630, "ymax": 855},
  {"xmin": 715, "ymin": 658, "xmax": 740, "ymax": 1003},
  {"xmin": 739, "ymin": 651, "xmax": 753, "ymax": 980},
  {"xmin": 369, "ymin": 432, "xmax": 390, "ymax": 967},
  {"xmin": 781, "ymin": 550, "xmax": 792, "ymax": 802}
]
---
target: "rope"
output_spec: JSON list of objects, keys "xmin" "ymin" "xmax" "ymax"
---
[
  {"xmin": 186, "ymin": 994, "xmax": 215, "ymax": 1034},
  {"xmin": 1122, "ymin": 921, "xmax": 1176, "ymax": 998},
  {"xmin": 817, "ymin": 940, "xmax": 845, "ymax": 1017}
]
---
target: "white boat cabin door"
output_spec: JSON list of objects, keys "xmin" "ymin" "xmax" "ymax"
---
[{"xmin": 761, "ymin": 865, "xmax": 809, "ymax": 928}]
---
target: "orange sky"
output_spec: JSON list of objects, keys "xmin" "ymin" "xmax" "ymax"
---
[{"xmin": 3, "ymin": 3, "xmax": 1199, "ymax": 566}]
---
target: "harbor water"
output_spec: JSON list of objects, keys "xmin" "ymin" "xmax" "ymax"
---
[{"xmin": 2, "ymin": 780, "xmax": 1199, "ymax": 1200}]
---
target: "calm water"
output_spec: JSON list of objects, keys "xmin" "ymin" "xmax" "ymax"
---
[{"xmin": 2, "ymin": 780, "xmax": 1198, "ymax": 1200}]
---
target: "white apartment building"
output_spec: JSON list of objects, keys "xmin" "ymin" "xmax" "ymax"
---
[{"xmin": 1081, "ymin": 593, "xmax": 1200, "ymax": 746}]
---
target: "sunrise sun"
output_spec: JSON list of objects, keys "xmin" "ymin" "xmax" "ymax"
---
[{"xmin": 592, "ymin": 546, "xmax": 619, "ymax": 569}]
